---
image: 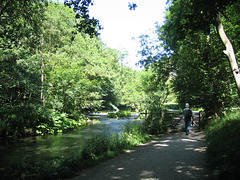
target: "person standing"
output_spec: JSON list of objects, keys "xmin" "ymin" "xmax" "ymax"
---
[{"xmin": 183, "ymin": 103, "xmax": 193, "ymax": 135}]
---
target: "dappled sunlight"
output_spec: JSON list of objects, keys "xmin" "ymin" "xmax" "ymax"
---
[
  {"xmin": 125, "ymin": 149, "xmax": 136, "ymax": 153},
  {"xmin": 140, "ymin": 170, "xmax": 155, "ymax": 177},
  {"xmin": 181, "ymin": 138, "xmax": 198, "ymax": 142},
  {"xmin": 194, "ymin": 147, "xmax": 206, "ymax": 152},
  {"xmin": 110, "ymin": 176, "xmax": 122, "ymax": 179},
  {"xmin": 117, "ymin": 167, "xmax": 125, "ymax": 171},
  {"xmin": 70, "ymin": 130, "xmax": 208, "ymax": 180},
  {"xmin": 175, "ymin": 165, "xmax": 206, "ymax": 178},
  {"xmin": 153, "ymin": 143, "xmax": 169, "ymax": 147},
  {"xmin": 160, "ymin": 140, "xmax": 170, "ymax": 143}
]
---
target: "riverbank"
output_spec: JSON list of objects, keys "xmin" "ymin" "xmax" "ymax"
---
[
  {"xmin": 0, "ymin": 115, "xmax": 149, "ymax": 179},
  {"xmin": 70, "ymin": 129, "xmax": 208, "ymax": 180}
]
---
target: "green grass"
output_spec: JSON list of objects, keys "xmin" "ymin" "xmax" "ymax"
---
[{"xmin": 206, "ymin": 110, "xmax": 240, "ymax": 180}]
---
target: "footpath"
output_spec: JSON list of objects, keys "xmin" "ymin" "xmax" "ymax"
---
[{"xmin": 71, "ymin": 124, "xmax": 209, "ymax": 180}]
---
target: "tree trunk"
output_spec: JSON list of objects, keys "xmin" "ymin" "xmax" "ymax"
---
[
  {"xmin": 216, "ymin": 13, "xmax": 240, "ymax": 97},
  {"xmin": 41, "ymin": 55, "xmax": 45, "ymax": 106}
]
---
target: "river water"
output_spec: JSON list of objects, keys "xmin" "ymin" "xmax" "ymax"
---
[{"xmin": 0, "ymin": 114, "xmax": 140, "ymax": 170}]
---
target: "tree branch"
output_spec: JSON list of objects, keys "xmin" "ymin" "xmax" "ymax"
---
[{"xmin": 216, "ymin": 12, "xmax": 240, "ymax": 96}]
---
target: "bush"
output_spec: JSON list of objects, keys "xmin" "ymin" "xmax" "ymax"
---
[
  {"xmin": 108, "ymin": 111, "xmax": 131, "ymax": 118},
  {"xmin": 0, "ymin": 105, "xmax": 87, "ymax": 137},
  {"xmin": 36, "ymin": 110, "xmax": 87, "ymax": 135},
  {"xmin": 0, "ymin": 105, "xmax": 51, "ymax": 137},
  {"xmin": 206, "ymin": 110, "xmax": 240, "ymax": 180},
  {"xmin": 108, "ymin": 112, "xmax": 118, "ymax": 118},
  {"xmin": 116, "ymin": 111, "xmax": 131, "ymax": 117}
]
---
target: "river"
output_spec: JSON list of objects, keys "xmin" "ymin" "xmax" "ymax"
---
[{"xmin": 0, "ymin": 113, "xmax": 140, "ymax": 170}]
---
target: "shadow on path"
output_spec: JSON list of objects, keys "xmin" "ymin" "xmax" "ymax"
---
[{"xmin": 71, "ymin": 129, "xmax": 208, "ymax": 180}]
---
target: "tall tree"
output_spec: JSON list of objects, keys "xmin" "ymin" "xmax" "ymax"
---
[
  {"xmin": 0, "ymin": 0, "xmax": 46, "ymax": 49},
  {"xmin": 157, "ymin": 0, "xmax": 240, "ymax": 116},
  {"xmin": 64, "ymin": 0, "xmax": 101, "ymax": 37},
  {"xmin": 165, "ymin": 0, "xmax": 240, "ymax": 96},
  {"xmin": 0, "ymin": 0, "xmax": 47, "ymax": 106}
]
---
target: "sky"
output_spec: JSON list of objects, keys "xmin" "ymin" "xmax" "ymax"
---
[
  {"xmin": 89, "ymin": 0, "xmax": 167, "ymax": 70},
  {"xmin": 58, "ymin": 0, "xmax": 167, "ymax": 70}
]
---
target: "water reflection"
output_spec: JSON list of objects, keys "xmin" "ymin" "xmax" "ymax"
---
[{"xmin": 0, "ymin": 114, "xmax": 140, "ymax": 168}]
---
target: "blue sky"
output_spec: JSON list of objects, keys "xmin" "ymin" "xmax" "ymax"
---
[{"xmin": 57, "ymin": 0, "xmax": 167, "ymax": 70}]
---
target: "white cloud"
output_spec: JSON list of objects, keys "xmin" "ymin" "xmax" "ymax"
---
[
  {"xmin": 89, "ymin": 0, "xmax": 167, "ymax": 70},
  {"xmin": 53, "ymin": 0, "xmax": 167, "ymax": 70}
]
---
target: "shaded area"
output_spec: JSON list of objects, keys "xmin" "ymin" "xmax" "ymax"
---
[
  {"xmin": 72, "ymin": 129, "xmax": 208, "ymax": 180},
  {"xmin": 0, "ymin": 115, "xmax": 140, "ymax": 170}
]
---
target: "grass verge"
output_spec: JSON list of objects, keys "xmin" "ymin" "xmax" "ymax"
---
[{"xmin": 205, "ymin": 110, "xmax": 240, "ymax": 180}]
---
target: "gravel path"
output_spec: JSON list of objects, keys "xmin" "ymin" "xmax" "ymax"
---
[{"xmin": 71, "ymin": 128, "xmax": 208, "ymax": 180}]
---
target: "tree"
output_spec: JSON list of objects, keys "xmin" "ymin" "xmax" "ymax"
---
[
  {"xmin": 0, "ymin": 0, "xmax": 46, "ymax": 49},
  {"xmin": 0, "ymin": 0, "xmax": 48, "ymax": 137},
  {"xmin": 157, "ymin": 0, "xmax": 240, "ymax": 117},
  {"xmin": 165, "ymin": 0, "xmax": 240, "ymax": 96},
  {"xmin": 0, "ymin": 0, "xmax": 47, "ymax": 106},
  {"xmin": 64, "ymin": 0, "xmax": 102, "ymax": 37}
]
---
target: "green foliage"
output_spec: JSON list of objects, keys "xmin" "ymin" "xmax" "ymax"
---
[
  {"xmin": 138, "ymin": 68, "xmax": 171, "ymax": 112},
  {"xmin": 121, "ymin": 121, "xmax": 150, "ymax": 147},
  {"xmin": 0, "ymin": 0, "xmax": 47, "ymax": 48},
  {"xmin": 108, "ymin": 113, "xmax": 118, "ymax": 118},
  {"xmin": 36, "ymin": 110, "xmax": 86, "ymax": 135},
  {"xmin": 162, "ymin": 103, "xmax": 180, "ymax": 110},
  {"xmin": 0, "ymin": 1, "xmax": 150, "ymax": 138},
  {"xmin": 149, "ymin": 0, "xmax": 240, "ymax": 119},
  {"xmin": 142, "ymin": 112, "xmax": 169, "ymax": 135},
  {"xmin": 108, "ymin": 111, "xmax": 131, "ymax": 118},
  {"xmin": 206, "ymin": 110, "xmax": 240, "ymax": 179},
  {"xmin": 116, "ymin": 111, "xmax": 131, "ymax": 117},
  {"xmin": 64, "ymin": 0, "xmax": 102, "ymax": 37},
  {"xmin": 120, "ymin": 68, "xmax": 146, "ymax": 111},
  {"xmin": 0, "ymin": 49, "xmax": 41, "ymax": 107},
  {"xmin": 4, "ymin": 121, "xmax": 151, "ymax": 179},
  {"xmin": 0, "ymin": 105, "xmax": 86, "ymax": 137},
  {"xmin": 0, "ymin": 105, "xmax": 50, "ymax": 137}
]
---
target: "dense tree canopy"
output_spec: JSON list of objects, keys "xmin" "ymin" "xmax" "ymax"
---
[
  {"xmin": 0, "ymin": 1, "xmax": 148, "ymax": 137},
  {"xmin": 64, "ymin": 0, "xmax": 102, "ymax": 37},
  {"xmin": 162, "ymin": 0, "xmax": 240, "ymax": 95},
  {"xmin": 1, "ymin": 0, "xmax": 239, "ymax": 138},
  {"xmin": 138, "ymin": 0, "xmax": 240, "ymax": 118}
]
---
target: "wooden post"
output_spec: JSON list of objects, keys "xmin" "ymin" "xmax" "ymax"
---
[
  {"xmin": 144, "ymin": 110, "xmax": 148, "ymax": 130},
  {"xmin": 199, "ymin": 111, "xmax": 202, "ymax": 129},
  {"xmin": 150, "ymin": 111, "xmax": 153, "ymax": 133},
  {"xmin": 161, "ymin": 110, "xmax": 164, "ymax": 122}
]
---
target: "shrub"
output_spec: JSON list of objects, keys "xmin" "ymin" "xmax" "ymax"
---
[
  {"xmin": 108, "ymin": 112, "xmax": 118, "ymax": 118},
  {"xmin": 36, "ymin": 110, "xmax": 87, "ymax": 135},
  {"xmin": 116, "ymin": 111, "xmax": 131, "ymax": 117},
  {"xmin": 206, "ymin": 110, "xmax": 240, "ymax": 180},
  {"xmin": 0, "ymin": 105, "xmax": 87, "ymax": 137},
  {"xmin": 0, "ymin": 105, "xmax": 51, "ymax": 137},
  {"xmin": 108, "ymin": 111, "xmax": 131, "ymax": 118}
]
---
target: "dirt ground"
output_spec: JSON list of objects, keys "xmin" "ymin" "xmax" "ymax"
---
[{"xmin": 70, "ymin": 126, "xmax": 209, "ymax": 180}]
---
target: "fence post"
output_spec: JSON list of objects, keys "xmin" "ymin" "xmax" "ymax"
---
[
  {"xmin": 144, "ymin": 110, "xmax": 148, "ymax": 130},
  {"xmin": 161, "ymin": 110, "xmax": 164, "ymax": 122},
  {"xmin": 150, "ymin": 111, "xmax": 153, "ymax": 132},
  {"xmin": 199, "ymin": 111, "xmax": 202, "ymax": 129},
  {"xmin": 160, "ymin": 110, "xmax": 164, "ymax": 132}
]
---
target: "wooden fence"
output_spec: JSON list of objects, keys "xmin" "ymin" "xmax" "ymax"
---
[{"xmin": 140, "ymin": 110, "xmax": 202, "ymax": 133}]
